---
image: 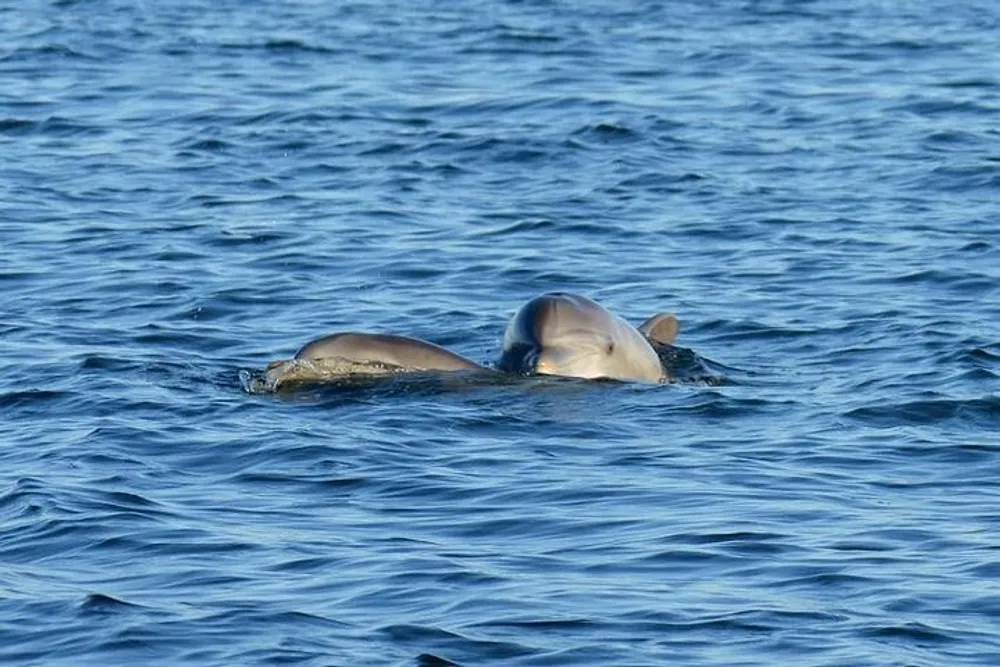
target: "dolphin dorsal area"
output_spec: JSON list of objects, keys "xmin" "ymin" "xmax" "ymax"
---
[
  {"xmin": 294, "ymin": 332, "xmax": 484, "ymax": 372},
  {"xmin": 638, "ymin": 313, "xmax": 679, "ymax": 346}
]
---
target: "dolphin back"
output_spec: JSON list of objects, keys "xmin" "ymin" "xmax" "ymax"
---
[{"xmin": 295, "ymin": 332, "xmax": 484, "ymax": 372}]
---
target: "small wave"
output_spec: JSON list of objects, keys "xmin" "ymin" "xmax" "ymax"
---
[
  {"xmin": 380, "ymin": 624, "xmax": 536, "ymax": 661},
  {"xmin": 0, "ymin": 116, "xmax": 103, "ymax": 138},
  {"xmin": 1, "ymin": 44, "xmax": 97, "ymax": 63},
  {"xmin": 0, "ymin": 118, "xmax": 35, "ymax": 135},
  {"xmin": 218, "ymin": 38, "xmax": 342, "ymax": 55},
  {"xmin": 79, "ymin": 593, "xmax": 144, "ymax": 614},
  {"xmin": 571, "ymin": 121, "xmax": 641, "ymax": 145},
  {"xmin": 846, "ymin": 396, "xmax": 1000, "ymax": 427},
  {"xmin": 863, "ymin": 621, "xmax": 958, "ymax": 644},
  {"xmin": 0, "ymin": 389, "xmax": 68, "ymax": 409},
  {"xmin": 176, "ymin": 138, "xmax": 233, "ymax": 153},
  {"xmin": 416, "ymin": 654, "xmax": 461, "ymax": 667}
]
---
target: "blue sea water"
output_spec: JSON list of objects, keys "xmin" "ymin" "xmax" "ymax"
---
[{"xmin": 3, "ymin": 0, "xmax": 1000, "ymax": 664}]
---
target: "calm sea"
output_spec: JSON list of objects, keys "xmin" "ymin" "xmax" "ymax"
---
[{"xmin": 3, "ymin": 1, "xmax": 999, "ymax": 665}]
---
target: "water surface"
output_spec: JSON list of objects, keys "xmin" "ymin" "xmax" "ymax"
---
[{"xmin": 3, "ymin": 1, "xmax": 1000, "ymax": 665}]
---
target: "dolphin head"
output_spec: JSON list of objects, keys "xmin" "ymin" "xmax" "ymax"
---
[
  {"xmin": 533, "ymin": 337, "xmax": 620, "ymax": 379},
  {"xmin": 499, "ymin": 293, "xmax": 666, "ymax": 383},
  {"xmin": 531, "ymin": 311, "xmax": 621, "ymax": 379}
]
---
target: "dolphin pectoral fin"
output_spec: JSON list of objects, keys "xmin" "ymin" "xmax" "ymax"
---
[{"xmin": 638, "ymin": 313, "xmax": 679, "ymax": 345}]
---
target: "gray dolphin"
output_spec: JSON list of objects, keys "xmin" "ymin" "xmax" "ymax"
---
[
  {"xmin": 294, "ymin": 333, "xmax": 484, "ymax": 370},
  {"xmin": 258, "ymin": 332, "xmax": 488, "ymax": 391},
  {"xmin": 497, "ymin": 292, "xmax": 679, "ymax": 383}
]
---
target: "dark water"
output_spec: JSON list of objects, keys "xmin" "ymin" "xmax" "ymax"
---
[{"xmin": 3, "ymin": 0, "xmax": 1000, "ymax": 664}]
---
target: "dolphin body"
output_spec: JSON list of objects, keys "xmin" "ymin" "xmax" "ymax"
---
[
  {"xmin": 249, "ymin": 294, "xmax": 680, "ymax": 393},
  {"xmin": 294, "ymin": 333, "xmax": 484, "ymax": 370},
  {"xmin": 257, "ymin": 332, "xmax": 488, "ymax": 392},
  {"xmin": 497, "ymin": 292, "xmax": 679, "ymax": 383}
]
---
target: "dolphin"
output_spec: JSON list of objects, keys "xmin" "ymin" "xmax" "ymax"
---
[
  {"xmin": 257, "ymin": 332, "xmax": 488, "ymax": 391},
  {"xmin": 293, "ymin": 332, "xmax": 485, "ymax": 370},
  {"xmin": 496, "ymin": 293, "xmax": 679, "ymax": 383}
]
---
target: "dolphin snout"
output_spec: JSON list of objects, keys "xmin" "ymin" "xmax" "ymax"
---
[
  {"xmin": 533, "ymin": 347, "xmax": 576, "ymax": 376},
  {"xmin": 534, "ymin": 356, "xmax": 558, "ymax": 375}
]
